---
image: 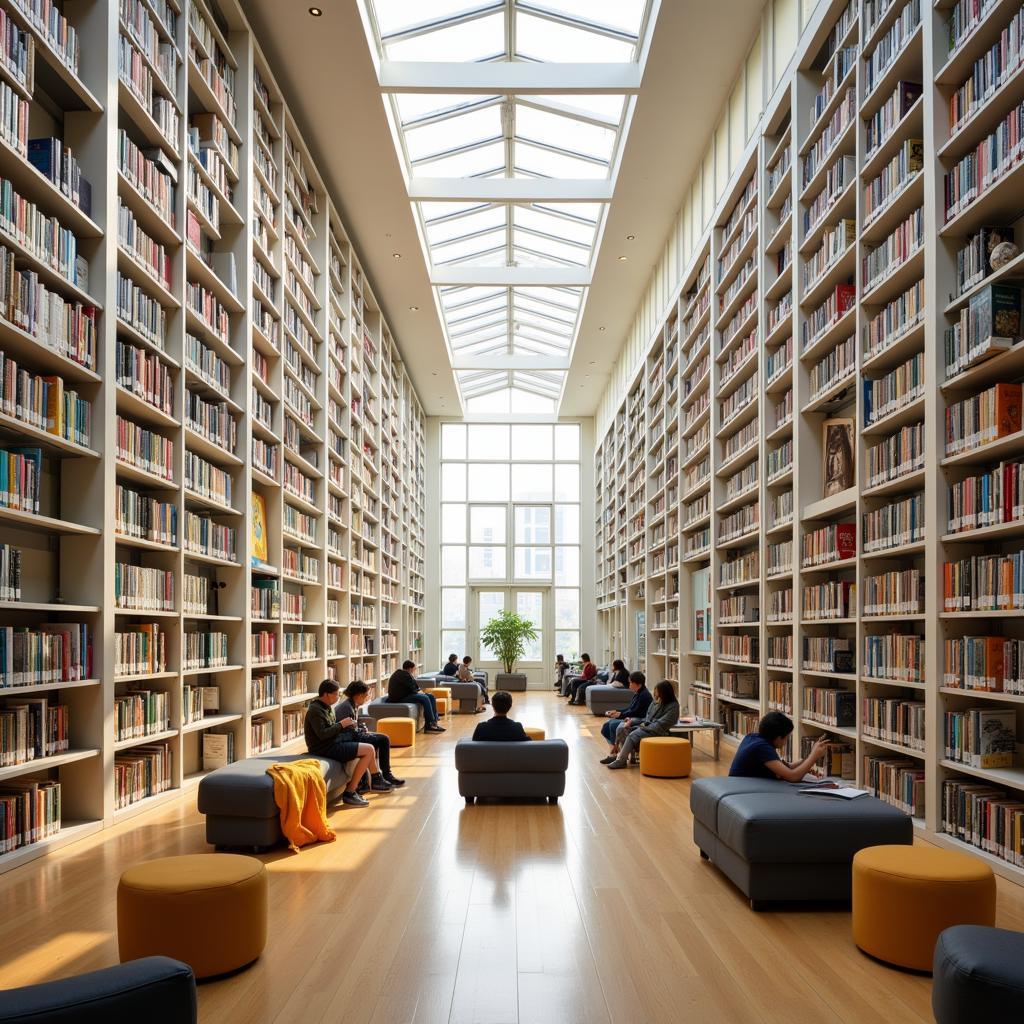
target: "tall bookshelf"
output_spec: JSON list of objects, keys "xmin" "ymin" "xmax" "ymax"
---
[
  {"xmin": 0, "ymin": 0, "xmax": 425, "ymax": 873},
  {"xmin": 595, "ymin": 0, "xmax": 1024, "ymax": 885}
]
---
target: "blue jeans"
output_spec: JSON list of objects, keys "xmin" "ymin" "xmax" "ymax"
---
[
  {"xmin": 601, "ymin": 718, "xmax": 629, "ymax": 745},
  {"xmin": 390, "ymin": 691, "xmax": 438, "ymax": 727}
]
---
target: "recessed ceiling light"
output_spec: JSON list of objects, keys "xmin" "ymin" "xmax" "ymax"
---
[
  {"xmin": 431, "ymin": 371, "xmax": 437, "ymax": 376},
  {"xmin": 409, "ymin": 305, "xmax": 419, "ymax": 311},
  {"xmin": 308, "ymin": 6, "xmax": 322, "ymax": 15},
  {"xmin": 599, "ymin": 327, "xmax": 606, "ymax": 332},
  {"xmin": 617, "ymin": 255, "xmax": 628, "ymax": 261},
  {"xmin": 392, "ymin": 252, "xmax": 401, "ymax": 259},
  {"xmin": 626, "ymin": 234, "xmax": 635, "ymax": 240}
]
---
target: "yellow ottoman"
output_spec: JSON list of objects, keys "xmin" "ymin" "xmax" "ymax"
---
[
  {"xmin": 435, "ymin": 696, "xmax": 449, "ymax": 716},
  {"xmin": 378, "ymin": 716, "xmax": 416, "ymax": 747},
  {"xmin": 639, "ymin": 737, "xmax": 691, "ymax": 778},
  {"xmin": 424, "ymin": 687, "xmax": 452, "ymax": 717},
  {"xmin": 852, "ymin": 845, "xmax": 996, "ymax": 970},
  {"xmin": 118, "ymin": 854, "xmax": 267, "ymax": 978},
  {"xmin": 524, "ymin": 726, "xmax": 546, "ymax": 740}
]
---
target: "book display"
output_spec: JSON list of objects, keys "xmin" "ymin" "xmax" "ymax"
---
[
  {"xmin": 593, "ymin": 0, "xmax": 1024, "ymax": 883},
  {"xmin": 0, "ymin": 0, "xmax": 424, "ymax": 873}
]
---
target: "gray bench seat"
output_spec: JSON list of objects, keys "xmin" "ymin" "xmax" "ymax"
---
[{"xmin": 455, "ymin": 739, "xmax": 568, "ymax": 804}]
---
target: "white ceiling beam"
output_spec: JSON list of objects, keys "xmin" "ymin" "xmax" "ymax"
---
[
  {"xmin": 451, "ymin": 354, "xmax": 570, "ymax": 371},
  {"xmin": 378, "ymin": 61, "xmax": 642, "ymax": 94},
  {"xmin": 409, "ymin": 177, "xmax": 613, "ymax": 203},
  {"xmin": 431, "ymin": 265, "xmax": 591, "ymax": 286}
]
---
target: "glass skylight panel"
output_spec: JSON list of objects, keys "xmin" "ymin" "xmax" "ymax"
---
[
  {"xmin": 515, "ymin": 14, "xmax": 638, "ymax": 63},
  {"xmin": 394, "ymin": 94, "xmax": 498, "ymax": 127},
  {"xmin": 372, "ymin": 1, "xmax": 499, "ymax": 37},
  {"xmin": 446, "ymin": 294, "xmax": 507, "ymax": 327},
  {"xmin": 403, "ymin": 105, "xmax": 503, "ymax": 163},
  {"xmin": 524, "ymin": 0, "xmax": 649, "ymax": 36},
  {"xmin": 383, "ymin": 11, "xmax": 505, "ymax": 62},
  {"xmin": 514, "ymin": 206, "xmax": 596, "ymax": 248},
  {"xmin": 430, "ymin": 228, "xmax": 507, "ymax": 264},
  {"xmin": 515, "ymin": 105, "xmax": 616, "ymax": 164},
  {"xmin": 513, "ymin": 142, "xmax": 608, "ymax": 180},
  {"xmin": 441, "ymin": 285, "xmax": 502, "ymax": 310},
  {"xmin": 412, "ymin": 141, "xmax": 506, "ymax": 177},
  {"xmin": 513, "ymin": 297, "xmax": 575, "ymax": 330},
  {"xmin": 423, "ymin": 205, "xmax": 506, "ymax": 246},
  {"xmin": 514, "ymin": 285, "xmax": 584, "ymax": 314}
]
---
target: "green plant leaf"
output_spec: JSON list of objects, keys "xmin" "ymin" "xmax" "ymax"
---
[{"xmin": 479, "ymin": 609, "xmax": 539, "ymax": 674}]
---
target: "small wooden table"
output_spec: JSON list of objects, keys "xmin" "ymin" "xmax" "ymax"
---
[{"xmin": 669, "ymin": 719, "xmax": 725, "ymax": 760}]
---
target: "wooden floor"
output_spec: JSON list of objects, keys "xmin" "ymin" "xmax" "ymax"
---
[{"xmin": 3, "ymin": 693, "xmax": 1024, "ymax": 1023}]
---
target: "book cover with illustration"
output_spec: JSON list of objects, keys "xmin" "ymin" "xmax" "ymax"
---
[
  {"xmin": 976, "ymin": 709, "xmax": 1016, "ymax": 768},
  {"xmin": 251, "ymin": 491, "xmax": 268, "ymax": 565},
  {"xmin": 692, "ymin": 566, "xmax": 712, "ymax": 653}
]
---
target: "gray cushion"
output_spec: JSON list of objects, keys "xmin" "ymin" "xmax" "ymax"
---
[
  {"xmin": 717, "ymin": 791, "xmax": 912, "ymax": 863},
  {"xmin": 689, "ymin": 776, "xmax": 789, "ymax": 830},
  {"xmin": 197, "ymin": 753, "xmax": 349, "ymax": 820},
  {"xmin": 585, "ymin": 685, "xmax": 634, "ymax": 715},
  {"xmin": 454, "ymin": 738, "xmax": 569, "ymax": 773},
  {"xmin": 933, "ymin": 926, "xmax": 1024, "ymax": 1023},
  {"xmin": 366, "ymin": 696, "xmax": 423, "ymax": 726}
]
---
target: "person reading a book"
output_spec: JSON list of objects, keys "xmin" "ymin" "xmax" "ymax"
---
[
  {"xmin": 567, "ymin": 653, "xmax": 598, "ymax": 704},
  {"xmin": 729, "ymin": 712, "xmax": 830, "ymax": 782},
  {"xmin": 599, "ymin": 672, "xmax": 651, "ymax": 756},
  {"xmin": 605, "ymin": 681, "xmax": 680, "ymax": 769},
  {"xmin": 441, "ymin": 654, "xmax": 459, "ymax": 677},
  {"xmin": 335, "ymin": 680, "xmax": 405, "ymax": 790},
  {"xmin": 304, "ymin": 680, "xmax": 380, "ymax": 807},
  {"xmin": 471, "ymin": 691, "xmax": 530, "ymax": 742},
  {"xmin": 387, "ymin": 660, "xmax": 445, "ymax": 733},
  {"xmin": 457, "ymin": 655, "xmax": 488, "ymax": 702}
]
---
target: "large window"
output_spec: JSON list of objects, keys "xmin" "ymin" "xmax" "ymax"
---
[{"xmin": 439, "ymin": 422, "xmax": 582, "ymax": 661}]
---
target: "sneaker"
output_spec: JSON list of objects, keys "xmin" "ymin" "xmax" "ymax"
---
[
  {"xmin": 356, "ymin": 776, "xmax": 369, "ymax": 793},
  {"xmin": 370, "ymin": 776, "xmax": 393, "ymax": 792},
  {"xmin": 425, "ymin": 723, "xmax": 446, "ymax": 733},
  {"xmin": 384, "ymin": 774, "xmax": 406, "ymax": 787},
  {"xmin": 606, "ymin": 761, "xmax": 627, "ymax": 770},
  {"xmin": 599, "ymin": 755, "xmax": 617, "ymax": 765},
  {"xmin": 342, "ymin": 791, "xmax": 369, "ymax": 807}
]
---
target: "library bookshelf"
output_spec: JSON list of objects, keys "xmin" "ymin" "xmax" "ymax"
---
[
  {"xmin": 0, "ymin": 0, "xmax": 425, "ymax": 872},
  {"xmin": 596, "ymin": 0, "xmax": 1024, "ymax": 885}
]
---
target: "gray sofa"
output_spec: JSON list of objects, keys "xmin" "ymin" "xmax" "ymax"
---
[
  {"xmin": 455, "ymin": 739, "xmax": 569, "ymax": 804},
  {"xmin": 364, "ymin": 695, "xmax": 425, "ymax": 729},
  {"xmin": 933, "ymin": 925, "xmax": 1024, "ymax": 1021},
  {"xmin": 585, "ymin": 684, "xmax": 633, "ymax": 716},
  {"xmin": 198, "ymin": 753, "xmax": 355, "ymax": 849},
  {"xmin": 421, "ymin": 674, "xmax": 484, "ymax": 713},
  {"xmin": 0, "ymin": 956, "xmax": 196, "ymax": 1023},
  {"xmin": 691, "ymin": 776, "xmax": 913, "ymax": 909}
]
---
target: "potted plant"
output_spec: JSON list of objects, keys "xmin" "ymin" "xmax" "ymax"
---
[{"xmin": 480, "ymin": 610, "xmax": 538, "ymax": 692}]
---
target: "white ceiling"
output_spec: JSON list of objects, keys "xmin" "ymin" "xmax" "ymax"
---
[{"xmin": 241, "ymin": 0, "xmax": 764, "ymax": 417}]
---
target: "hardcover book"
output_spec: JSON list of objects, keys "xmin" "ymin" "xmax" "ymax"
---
[
  {"xmin": 251, "ymin": 492, "xmax": 268, "ymax": 564},
  {"xmin": 691, "ymin": 566, "xmax": 712, "ymax": 653},
  {"xmin": 975, "ymin": 710, "xmax": 1016, "ymax": 768},
  {"xmin": 822, "ymin": 417, "xmax": 855, "ymax": 497}
]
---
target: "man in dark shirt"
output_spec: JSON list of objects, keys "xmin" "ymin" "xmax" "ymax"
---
[
  {"xmin": 304, "ymin": 680, "xmax": 378, "ymax": 807},
  {"xmin": 387, "ymin": 659, "xmax": 445, "ymax": 733},
  {"xmin": 600, "ymin": 671, "xmax": 652, "ymax": 751},
  {"xmin": 472, "ymin": 691, "xmax": 530, "ymax": 742},
  {"xmin": 729, "ymin": 711, "xmax": 830, "ymax": 781},
  {"xmin": 440, "ymin": 654, "xmax": 459, "ymax": 677}
]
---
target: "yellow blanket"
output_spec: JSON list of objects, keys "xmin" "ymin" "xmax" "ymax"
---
[{"xmin": 266, "ymin": 759, "xmax": 337, "ymax": 852}]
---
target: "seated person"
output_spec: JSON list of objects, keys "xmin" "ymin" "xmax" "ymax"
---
[
  {"xmin": 471, "ymin": 691, "xmax": 530, "ymax": 742},
  {"xmin": 441, "ymin": 654, "xmax": 459, "ymax": 677},
  {"xmin": 605, "ymin": 681, "xmax": 680, "ymax": 768},
  {"xmin": 335, "ymin": 680, "xmax": 404, "ymax": 789},
  {"xmin": 304, "ymin": 680, "xmax": 379, "ymax": 807},
  {"xmin": 729, "ymin": 712, "xmax": 829, "ymax": 782},
  {"xmin": 458, "ymin": 655, "xmax": 488, "ymax": 700},
  {"xmin": 609, "ymin": 659, "xmax": 630, "ymax": 687},
  {"xmin": 386, "ymin": 659, "xmax": 445, "ymax": 733},
  {"xmin": 567, "ymin": 652, "xmax": 597, "ymax": 704},
  {"xmin": 600, "ymin": 671, "xmax": 651, "ymax": 754},
  {"xmin": 554, "ymin": 654, "xmax": 568, "ymax": 692}
]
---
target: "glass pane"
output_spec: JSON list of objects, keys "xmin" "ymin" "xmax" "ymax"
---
[
  {"xmin": 513, "ymin": 206, "xmax": 596, "ymax": 249},
  {"xmin": 441, "ymin": 462, "xmax": 466, "ymax": 501},
  {"xmin": 515, "ymin": 105, "xmax": 616, "ymax": 163},
  {"xmin": 511, "ymin": 463, "xmax": 553, "ymax": 501},
  {"xmin": 404, "ymin": 106, "xmax": 503, "ymax": 162},
  {"xmin": 468, "ymin": 463, "xmax": 510, "ymax": 502},
  {"xmin": 555, "ymin": 630, "xmax": 581, "ymax": 662},
  {"xmin": 554, "ymin": 465, "xmax": 581, "ymax": 502},
  {"xmin": 467, "ymin": 424, "xmax": 510, "ymax": 460},
  {"xmin": 532, "ymin": 95, "xmax": 626, "ymax": 124},
  {"xmin": 555, "ymin": 588, "xmax": 580, "ymax": 628},
  {"xmin": 441, "ymin": 510, "xmax": 467, "ymax": 544},
  {"xmin": 442, "ymin": 588, "xmax": 466, "ymax": 628},
  {"xmin": 511, "ymin": 424, "xmax": 553, "ymax": 461},
  {"xmin": 442, "ymin": 629, "xmax": 466, "ymax": 658},
  {"xmin": 516, "ymin": 592, "xmax": 543, "ymax": 660},
  {"xmin": 515, "ymin": 546, "xmax": 552, "ymax": 580},
  {"xmin": 419, "ymin": 141, "xmax": 506, "ymax": 177},
  {"xmin": 442, "ymin": 545, "xmax": 466, "ymax": 585},
  {"xmin": 554, "ymin": 424, "xmax": 580, "ymax": 461},
  {"xmin": 469, "ymin": 546, "xmax": 506, "ymax": 579},
  {"xmin": 515, "ymin": 14, "xmax": 637, "ymax": 63},
  {"xmin": 470, "ymin": 505, "xmax": 506, "ymax": 543},
  {"xmin": 554, "ymin": 546, "xmax": 580, "ymax": 586},
  {"xmin": 514, "ymin": 141, "xmax": 609, "ymax": 180},
  {"xmin": 374, "ymin": 2, "xmax": 487, "ymax": 36},
  {"xmin": 467, "ymin": 390, "xmax": 510, "ymax": 413},
  {"xmin": 554, "ymin": 504, "xmax": 580, "ymax": 543},
  {"xmin": 534, "ymin": 0, "xmax": 648, "ymax": 35},
  {"xmin": 478, "ymin": 590, "xmax": 506, "ymax": 659},
  {"xmin": 514, "ymin": 505, "xmax": 551, "ymax": 544},
  {"xmin": 441, "ymin": 423, "xmax": 466, "ymax": 459},
  {"xmin": 384, "ymin": 11, "xmax": 505, "ymax": 62}
]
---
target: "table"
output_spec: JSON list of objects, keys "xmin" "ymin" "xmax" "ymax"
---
[{"xmin": 669, "ymin": 719, "xmax": 725, "ymax": 760}]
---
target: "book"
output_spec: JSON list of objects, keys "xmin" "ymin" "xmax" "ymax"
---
[
  {"xmin": 822, "ymin": 417, "xmax": 854, "ymax": 497},
  {"xmin": 202, "ymin": 730, "xmax": 233, "ymax": 771},
  {"xmin": 798, "ymin": 787, "xmax": 868, "ymax": 799},
  {"xmin": 251, "ymin": 491, "xmax": 268, "ymax": 564}
]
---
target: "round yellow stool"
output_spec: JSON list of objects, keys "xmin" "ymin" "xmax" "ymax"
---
[
  {"xmin": 852, "ymin": 845, "xmax": 996, "ymax": 970},
  {"xmin": 424, "ymin": 687, "xmax": 452, "ymax": 717},
  {"xmin": 118, "ymin": 854, "xmax": 267, "ymax": 978},
  {"xmin": 377, "ymin": 716, "xmax": 416, "ymax": 747},
  {"xmin": 524, "ymin": 726, "xmax": 546, "ymax": 740},
  {"xmin": 435, "ymin": 696, "xmax": 449, "ymax": 716},
  {"xmin": 639, "ymin": 737, "xmax": 692, "ymax": 778}
]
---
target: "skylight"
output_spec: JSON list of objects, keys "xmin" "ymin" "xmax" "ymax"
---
[{"xmin": 359, "ymin": 0, "xmax": 657, "ymax": 414}]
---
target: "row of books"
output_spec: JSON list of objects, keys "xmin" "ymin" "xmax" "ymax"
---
[
  {"xmin": 944, "ymin": 635, "xmax": 1024, "ymax": 694},
  {"xmin": 864, "ymin": 140, "xmax": 923, "ymax": 225},
  {"xmin": 0, "ymin": 541, "xmax": 21, "ymax": 600},
  {"xmin": 183, "ymin": 512, "xmax": 234, "ymax": 562},
  {"xmin": 117, "ymin": 272, "xmax": 166, "ymax": 348},
  {"xmin": 0, "ymin": 778, "xmax": 60, "ymax": 854},
  {"xmin": 184, "ymin": 450, "xmax": 232, "ymax": 507},
  {"xmin": 0, "ymin": 349, "xmax": 90, "ymax": 446},
  {"xmin": 867, "ymin": 421, "xmax": 924, "ymax": 489},
  {"xmin": 864, "ymin": 279, "xmax": 924, "ymax": 360},
  {"xmin": 116, "ymin": 414, "xmax": 173, "ymax": 480},
  {"xmin": 944, "ymin": 707, "xmax": 1016, "ymax": 768},
  {"xmin": 251, "ymin": 581, "xmax": 279, "ymax": 619},
  {"xmin": 863, "ymin": 493, "xmax": 923, "ymax": 552},
  {"xmin": 0, "ymin": 623, "xmax": 91, "ymax": 687},
  {"xmin": 115, "ymin": 484, "xmax": 176, "ymax": 546},
  {"xmin": 803, "ymin": 636, "xmax": 853, "ymax": 674},
  {"xmin": 863, "ymin": 696, "xmax": 925, "ymax": 751},
  {"xmin": 767, "ymin": 635, "xmax": 792, "ymax": 668},
  {"xmin": 947, "ymin": 460, "xmax": 1024, "ymax": 533},
  {"xmin": 865, "ymin": 754, "xmax": 924, "ymax": 817},
  {"xmin": 943, "ymin": 548, "xmax": 1024, "ymax": 611},
  {"xmin": 719, "ymin": 635, "xmax": 757, "ymax": 663},
  {"xmin": 802, "ymin": 686, "xmax": 855, "ymax": 727},
  {"xmin": 114, "ymin": 741, "xmax": 172, "ymax": 810},
  {"xmin": 863, "ymin": 1, "xmax": 921, "ymax": 97},
  {"xmin": 114, "ymin": 690, "xmax": 169, "ymax": 742},
  {"xmin": 801, "ymin": 522, "xmax": 855, "ymax": 566},
  {"xmin": 182, "ymin": 631, "xmax": 227, "ymax": 671},
  {"xmin": 114, "ymin": 562, "xmax": 173, "ymax": 612},
  {"xmin": 863, "ymin": 352, "xmax": 924, "ymax": 428},
  {"xmin": 864, "ymin": 632, "xmax": 924, "ymax": 683},
  {"xmin": 0, "ymin": 696, "xmax": 68, "ymax": 764},
  {"xmin": 943, "ymin": 778, "xmax": 1024, "ymax": 868},
  {"xmin": 945, "ymin": 380, "xmax": 1022, "ymax": 457},
  {"xmin": 251, "ymin": 630, "xmax": 276, "ymax": 663},
  {"xmin": 115, "ymin": 623, "xmax": 166, "ymax": 678},
  {"xmin": 802, "ymin": 580, "xmax": 855, "ymax": 619},
  {"xmin": 863, "ymin": 568, "xmax": 925, "ymax": 616}
]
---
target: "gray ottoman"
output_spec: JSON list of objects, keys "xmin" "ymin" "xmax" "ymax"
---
[
  {"xmin": 364, "ymin": 695, "xmax": 424, "ymax": 729},
  {"xmin": 933, "ymin": 925, "xmax": 1024, "ymax": 1021},
  {"xmin": 455, "ymin": 739, "xmax": 568, "ymax": 804},
  {"xmin": 198, "ymin": 753, "xmax": 354, "ymax": 850},
  {"xmin": 586, "ymin": 684, "xmax": 633, "ymax": 716},
  {"xmin": 691, "ymin": 777, "xmax": 913, "ymax": 908}
]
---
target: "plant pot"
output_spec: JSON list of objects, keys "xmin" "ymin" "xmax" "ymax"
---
[{"xmin": 496, "ymin": 672, "xmax": 528, "ymax": 692}]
